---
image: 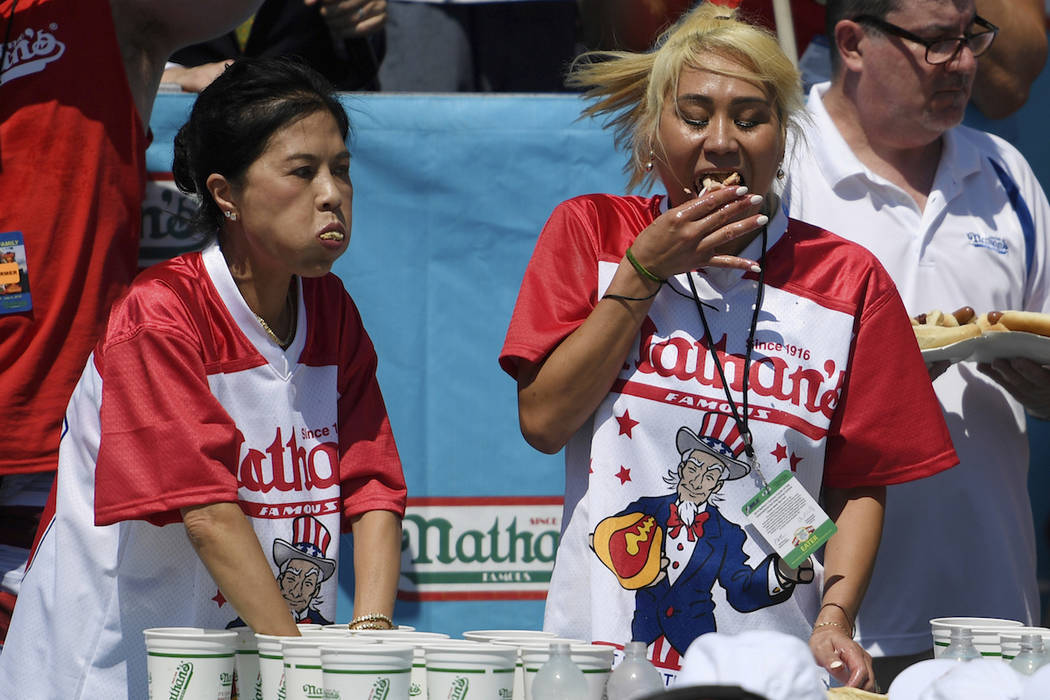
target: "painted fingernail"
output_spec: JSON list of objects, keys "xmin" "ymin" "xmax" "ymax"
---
[
  {"xmin": 735, "ymin": 186, "xmax": 749, "ymax": 196},
  {"xmin": 749, "ymin": 195, "xmax": 764, "ymax": 205},
  {"xmin": 756, "ymin": 214, "xmax": 769, "ymax": 226},
  {"xmin": 830, "ymin": 661, "xmax": 844, "ymax": 670},
  {"xmin": 750, "ymin": 264, "xmax": 762, "ymax": 273}
]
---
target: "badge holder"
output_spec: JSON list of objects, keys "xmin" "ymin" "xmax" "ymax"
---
[
  {"xmin": 0, "ymin": 232, "xmax": 32, "ymax": 314},
  {"xmin": 741, "ymin": 462, "xmax": 836, "ymax": 569}
]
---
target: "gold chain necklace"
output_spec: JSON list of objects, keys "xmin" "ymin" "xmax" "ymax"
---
[{"xmin": 254, "ymin": 285, "xmax": 296, "ymax": 348}]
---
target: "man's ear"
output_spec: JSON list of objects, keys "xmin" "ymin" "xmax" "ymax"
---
[
  {"xmin": 206, "ymin": 173, "xmax": 237, "ymax": 218},
  {"xmin": 834, "ymin": 19, "xmax": 867, "ymax": 74}
]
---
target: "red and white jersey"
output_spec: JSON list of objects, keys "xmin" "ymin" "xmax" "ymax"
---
[
  {"xmin": 500, "ymin": 194, "xmax": 956, "ymax": 682},
  {"xmin": 0, "ymin": 241, "xmax": 406, "ymax": 699}
]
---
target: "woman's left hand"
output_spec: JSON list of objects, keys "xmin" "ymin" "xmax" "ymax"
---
[{"xmin": 809, "ymin": 626, "xmax": 876, "ymax": 691}]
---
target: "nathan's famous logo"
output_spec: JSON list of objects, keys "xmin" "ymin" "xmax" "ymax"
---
[
  {"xmin": 301, "ymin": 682, "xmax": 324, "ymax": 699},
  {"xmin": 168, "ymin": 661, "xmax": 193, "ymax": 700},
  {"xmin": 402, "ymin": 514, "xmax": 557, "ymax": 576},
  {"xmin": 235, "ymin": 427, "xmax": 338, "ymax": 494},
  {"xmin": 447, "ymin": 676, "xmax": 469, "ymax": 700},
  {"xmin": 634, "ymin": 318, "xmax": 845, "ymax": 419},
  {"xmin": 1, "ymin": 24, "xmax": 66, "ymax": 86},
  {"xmin": 368, "ymin": 677, "xmax": 390, "ymax": 700},
  {"xmin": 142, "ymin": 185, "xmax": 201, "ymax": 243}
]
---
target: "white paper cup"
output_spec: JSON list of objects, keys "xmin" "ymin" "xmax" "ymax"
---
[
  {"xmin": 282, "ymin": 636, "xmax": 376, "ymax": 700},
  {"xmin": 350, "ymin": 629, "xmax": 450, "ymax": 641},
  {"xmin": 425, "ymin": 643, "xmax": 517, "ymax": 700},
  {"xmin": 521, "ymin": 644, "xmax": 614, "ymax": 700},
  {"xmin": 999, "ymin": 627, "xmax": 1050, "ymax": 660},
  {"xmin": 930, "ymin": 617, "xmax": 1023, "ymax": 658},
  {"xmin": 488, "ymin": 637, "xmax": 586, "ymax": 700},
  {"xmin": 256, "ymin": 633, "xmax": 296, "ymax": 700},
  {"xmin": 397, "ymin": 637, "xmax": 478, "ymax": 698},
  {"xmin": 320, "ymin": 643, "xmax": 414, "ymax": 700},
  {"xmin": 462, "ymin": 629, "xmax": 556, "ymax": 643},
  {"xmin": 231, "ymin": 627, "xmax": 263, "ymax": 700},
  {"xmin": 144, "ymin": 627, "xmax": 237, "ymax": 700}
]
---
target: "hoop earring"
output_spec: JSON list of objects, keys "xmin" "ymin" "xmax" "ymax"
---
[{"xmin": 776, "ymin": 167, "xmax": 785, "ymax": 180}]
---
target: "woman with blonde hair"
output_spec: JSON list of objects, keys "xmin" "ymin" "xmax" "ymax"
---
[{"xmin": 500, "ymin": 3, "xmax": 955, "ymax": 690}]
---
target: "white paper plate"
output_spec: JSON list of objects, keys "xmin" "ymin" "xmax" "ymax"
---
[{"xmin": 969, "ymin": 331, "xmax": 1050, "ymax": 364}]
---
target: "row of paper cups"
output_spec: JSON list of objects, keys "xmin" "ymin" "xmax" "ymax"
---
[
  {"xmin": 144, "ymin": 625, "xmax": 616, "ymax": 700},
  {"xmin": 931, "ymin": 617, "xmax": 1050, "ymax": 660}
]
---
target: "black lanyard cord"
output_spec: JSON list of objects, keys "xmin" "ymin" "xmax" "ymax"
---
[{"xmin": 686, "ymin": 225, "xmax": 768, "ymax": 460}]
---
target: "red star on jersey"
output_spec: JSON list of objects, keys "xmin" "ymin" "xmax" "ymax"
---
[
  {"xmin": 771, "ymin": 443, "xmax": 788, "ymax": 463},
  {"xmin": 616, "ymin": 410, "xmax": 639, "ymax": 438},
  {"xmin": 212, "ymin": 589, "xmax": 227, "ymax": 608},
  {"xmin": 789, "ymin": 453, "xmax": 803, "ymax": 472},
  {"xmin": 615, "ymin": 466, "xmax": 632, "ymax": 485}
]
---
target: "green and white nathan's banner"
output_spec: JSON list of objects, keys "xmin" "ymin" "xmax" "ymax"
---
[{"xmin": 399, "ymin": 498, "xmax": 562, "ymax": 601}]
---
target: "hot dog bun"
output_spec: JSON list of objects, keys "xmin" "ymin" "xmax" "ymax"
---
[
  {"xmin": 914, "ymin": 323, "xmax": 982, "ymax": 349},
  {"xmin": 994, "ymin": 310, "xmax": 1050, "ymax": 336}
]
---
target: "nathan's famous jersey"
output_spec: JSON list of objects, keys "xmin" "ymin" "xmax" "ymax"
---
[
  {"xmin": 500, "ymin": 194, "xmax": 956, "ymax": 683},
  {"xmin": 0, "ymin": 242, "xmax": 405, "ymax": 699}
]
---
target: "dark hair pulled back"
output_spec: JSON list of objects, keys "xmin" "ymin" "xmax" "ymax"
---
[{"xmin": 172, "ymin": 56, "xmax": 351, "ymax": 232}]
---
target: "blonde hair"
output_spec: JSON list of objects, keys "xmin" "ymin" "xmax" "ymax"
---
[{"xmin": 568, "ymin": 3, "xmax": 804, "ymax": 191}]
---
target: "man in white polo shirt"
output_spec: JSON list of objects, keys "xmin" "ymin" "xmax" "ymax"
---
[{"xmin": 783, "ymin": 0, "xmax": 1050, "ymax": 688}]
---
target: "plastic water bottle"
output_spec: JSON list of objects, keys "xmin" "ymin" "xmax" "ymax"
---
[
  {"xmin": 606, "ymin": 642, "xmax": 664, "ymax": 700},
  {"xmin": 531, "ymin": 642, "xmax": 587, "ymax": 700},
  {"xmin": 940, "ymin": 627, "xmax": 982, "ymax": 661},
  {"xmin": 1010, "ymin": 634, "xmax": 1050, "ymax": 675}
]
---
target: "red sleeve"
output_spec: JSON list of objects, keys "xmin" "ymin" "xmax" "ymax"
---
[
  {"xmin": 336, "ymin": 296, "xmax": 406, "ymax": 529},
  {"xmin": 499, "ymin": 199, "xmax": 604, "ymax": 379},
  {"xmin": 94, "ymin": 326, "xmax": 241, "ymax": 527},
  {"xmin": 823, "ymin": 272, "xmax": 958, "ymax": 488}
]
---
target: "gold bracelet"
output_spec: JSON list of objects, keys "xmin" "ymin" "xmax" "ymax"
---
[
  {"xmin": 348, "ymin": 613, "xmax": 394, "ymax": 630},
  {"xmin": 819, "ymin": 601, "xmax": 855, "ymax": 637}
]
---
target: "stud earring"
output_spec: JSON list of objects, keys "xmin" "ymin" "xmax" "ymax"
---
[{"xmin": 224, "ymin": 210, "xmax": 238, "ymax": 221}]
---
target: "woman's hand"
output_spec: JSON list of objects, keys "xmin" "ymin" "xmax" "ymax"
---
[
  {"xmin": 628, "ymin": 185, "xmax": 767, "ymax": 279},
  {"xmin": 809, "ymin": 625, "xmax": 876, "ymax": 690}
]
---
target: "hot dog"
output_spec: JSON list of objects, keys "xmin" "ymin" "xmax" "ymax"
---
[
  {"xmin": 987, "ymin": 310, "xmax": 1050, "ymax": 336},
  {"xmin": 912, "ymin": 306, "xmax": 982, "ymax": 349}
]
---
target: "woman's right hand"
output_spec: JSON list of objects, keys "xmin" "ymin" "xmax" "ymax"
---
[{"xmin": 628, "ymin": 185, "xmax": 767, "ymax": 279}]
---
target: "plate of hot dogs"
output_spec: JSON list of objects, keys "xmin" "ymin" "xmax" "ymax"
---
[{"xmin": 914, "ymin": 307, "xmax": 1050, "ymax": 364}]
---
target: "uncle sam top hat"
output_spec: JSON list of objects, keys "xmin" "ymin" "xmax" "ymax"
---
[
  {"xmin": 676, "ymin": 412, "xmax": 751, "ymax": 481},
  {"xmin": 273, "ymin": 515, "xmax": 337, "ymax": 582}
]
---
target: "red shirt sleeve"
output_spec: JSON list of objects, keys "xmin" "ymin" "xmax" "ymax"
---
[
  {"xmin": 94, "ymin": 320, "xmax": 241, "ymax": 527},
  {"xmin": 499, "ymin": 198, "xmax": 607, "ymax": 379},
  {"xmin": 823, "ymin": 269, "xmax": 958, "ymax": 488},
  {"xmin": 333, "ymin": 293, "xmax": 407, "ymax": 528}
]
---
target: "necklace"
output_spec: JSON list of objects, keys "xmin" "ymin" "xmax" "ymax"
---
[{"xmin": 254, "ymin": 284, "xmax": 297, "ymax": 348}]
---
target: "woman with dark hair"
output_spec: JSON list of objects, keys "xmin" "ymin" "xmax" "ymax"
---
[{"xmin": 0, "ymin": 58, "xmax": 406, "ymax": 698}]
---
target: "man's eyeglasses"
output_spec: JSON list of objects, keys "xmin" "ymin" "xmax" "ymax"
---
[{"xmin": 852, "ymin": 14, "xmax": 999, "ymax": 65}]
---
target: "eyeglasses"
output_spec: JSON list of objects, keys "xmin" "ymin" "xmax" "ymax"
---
[{"xmin": 852, "ymin": 14, "xmax": 998, "ymax": 65}]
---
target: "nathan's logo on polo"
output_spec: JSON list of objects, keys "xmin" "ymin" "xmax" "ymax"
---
[
  {"xmin": 168, "ymin": 661, "xmax": 193, "ymax": 700},
  {"xmin": 236, "ymin": 427, "xmax": 338, "ymax": 493},
  {"xmin": 634, "ymin": 318, "xmax": 844, "ymax": 420},
  {"xmin": 1, "ymin": 24, "xmax": 66, "ymax": 86},
  {"xmin": 966, "ymin": 232, "xmax": 1009, "ymax": 255},
  {"xmin": 399, "ymin": 498, "xmax": 562, "ymax": 601}
]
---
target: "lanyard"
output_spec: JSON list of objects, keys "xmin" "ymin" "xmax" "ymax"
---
[{"xmin": 685, "ymin": 226, "xmax": 768, "ymax": 471}]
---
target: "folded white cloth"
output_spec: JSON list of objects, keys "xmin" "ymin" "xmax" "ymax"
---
[{"xmin": 676, "ymin": 630, "xmax": 825, "ymax": 700}]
